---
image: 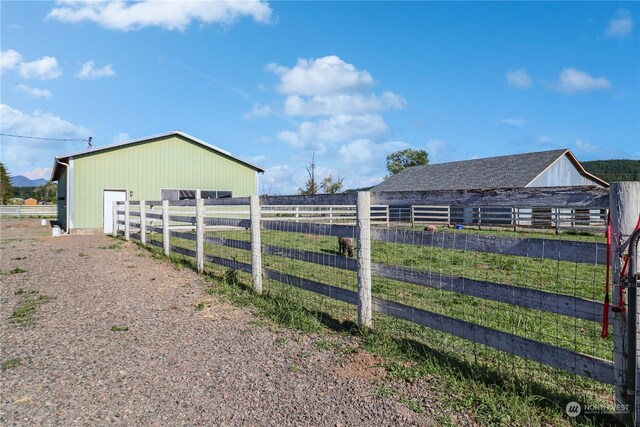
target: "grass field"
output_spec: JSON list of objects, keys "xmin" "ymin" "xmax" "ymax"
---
[{"xmin": 137, "ymin": 221, "xmax": 616, "ymax": 426}]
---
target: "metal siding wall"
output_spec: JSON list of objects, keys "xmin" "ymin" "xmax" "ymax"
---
[
  {"xmin": 528, "ymin": 155, "xmax": 597, "ymax": 187},
  {"xmin": 72, "ymin": 135, "xmax": 256, "ymax": 228}
]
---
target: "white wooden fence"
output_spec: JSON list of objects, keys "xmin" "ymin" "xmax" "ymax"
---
[
  {"xmin": 115, "ymin": 184, "xmax": 639, "ymax": 425},
  {"xmin": 0, "ymin": 205, "xmax": 57, "ymax": 218}
]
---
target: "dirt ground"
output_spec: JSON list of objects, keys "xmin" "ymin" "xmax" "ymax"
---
[{"xmin": 0, "ymin": 220, "xmax": 451, "ymax": 426}]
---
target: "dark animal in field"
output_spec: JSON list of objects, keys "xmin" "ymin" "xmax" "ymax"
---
[
  {"xmin": 338, "ymin": 237, "xmax": 354, "ymax": 257},
  {"xmin": 423, "ymin": 225, "xmax": 438, "ymax": 232}
]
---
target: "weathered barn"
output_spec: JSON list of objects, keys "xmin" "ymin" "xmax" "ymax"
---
[
  {"xmin": 51, "ymin": 131, "xmax": 264, "ymax": 234},
  {"xmin": 373, "ymin": 148, "xmax": 608, "ymax": 225}
]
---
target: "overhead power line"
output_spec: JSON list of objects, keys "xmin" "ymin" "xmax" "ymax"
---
[{"xmin": 0, "ymin": 133, "xmax": 91, "ymax": 142}]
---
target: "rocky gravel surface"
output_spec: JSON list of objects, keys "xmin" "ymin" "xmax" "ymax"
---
[{"xmin": 0, "ymin": 220, "xmax": 450, "ymax": 426}]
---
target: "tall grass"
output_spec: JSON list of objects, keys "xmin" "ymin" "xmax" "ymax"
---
[{"xmin": 138, "ymin": 225, "xmax": 616, "ymax": 426}]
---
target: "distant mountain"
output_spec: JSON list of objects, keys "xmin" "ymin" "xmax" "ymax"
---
[
  {"xmin": 582, "ymin": 160, "xmax": 640, "ymax": 183},
  {"xmin": 10, "ymin": 175, "xmax": 49, "ymax": 187}
]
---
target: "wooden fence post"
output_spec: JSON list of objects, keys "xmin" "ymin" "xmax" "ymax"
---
[
  {"xmin": 610, "ymin": 181, "xmax": 640, "ymax": 424},
  {"xmin": 357, "ymin": 191, "xmax": 372, "ymax": 329},
  {"xmin": 162, "ymin": 200, "xmax": 170, "ymax": 257},
  {"xmin": 112, "ymin": 201, "xmax": 118, "ymax": 237},
  {"xmin": 250, "ymin": 195, "xmax": 263, "ymax": 294},
  {"xmin": 629, "ymin": 228, "xmax": 640, "ymax": 427},
  {"xmin": 124, "ymin": 201, "xmax": 130, "ymax": 241},
  {"xmin": 410, "ymin": 205, "xmax": 415, "ymax": 227},
  {"xmin": 196, "ymin": 198, "xmax": 204, "ymax": 273},
  {"xmin": 140, "ymin": 200, "xmax": 146, "ymax": 245}
]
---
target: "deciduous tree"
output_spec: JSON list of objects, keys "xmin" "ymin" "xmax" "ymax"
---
[{"xmin": 386, "ymin": 149, "xmax": 429, "ymax": 175}]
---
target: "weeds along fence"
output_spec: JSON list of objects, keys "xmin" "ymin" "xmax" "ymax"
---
[{"xmin": 116, "ymin": 184, "xmax": 640, "ymax": 425}]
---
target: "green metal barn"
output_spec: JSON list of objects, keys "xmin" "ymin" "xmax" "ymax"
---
[{"xmin": 51, "ymin": 131, "xmax": 264, "ymax": 234}]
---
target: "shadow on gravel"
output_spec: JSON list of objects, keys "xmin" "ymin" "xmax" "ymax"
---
[{"xmin": 139, "ymin": 243, "xmax": 620, "ymax": 427}]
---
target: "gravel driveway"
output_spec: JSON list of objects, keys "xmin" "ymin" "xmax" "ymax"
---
[{"xmin": 0, "ymin": 220, "xmax": 444, "ymax": 426}]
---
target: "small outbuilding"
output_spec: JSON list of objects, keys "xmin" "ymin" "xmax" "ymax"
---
[
  {"xmin": 24, "ymin": 198, "xmax": 38, "ymax": 206},
  {"xmin": 51, "ymin": 131, "xmax": 264, "ymax": 234}
]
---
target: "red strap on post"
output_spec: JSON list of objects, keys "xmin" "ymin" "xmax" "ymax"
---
[
  {"xmin": 601, "ymin": 213, "xmax": 612, "ymax": 338},
  {"xmin": 603, "ymin": 214, "xmax": 640, "ymax": 337}
]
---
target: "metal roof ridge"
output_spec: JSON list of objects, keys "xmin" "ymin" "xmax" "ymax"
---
[{"xmin": 51, "ymin": 131, "xmax": 264, "ymax": 181}]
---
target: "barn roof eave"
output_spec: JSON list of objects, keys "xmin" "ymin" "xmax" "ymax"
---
[{"xmin": 50, "ymin": 130, "xmax": 265, "ymax": 180}]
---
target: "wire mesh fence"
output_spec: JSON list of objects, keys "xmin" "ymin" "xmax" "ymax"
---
[{"xmin": 115, "ymin": 185, "xmax": 635, "ymax": 424}]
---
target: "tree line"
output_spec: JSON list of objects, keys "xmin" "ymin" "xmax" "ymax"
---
[
  {"xmin": 581, "ymin": 160, "xmax": 640, "ymax": 183},
  {"xmin": 0, "ymin": 162, "xmax": 57, "ymax": 204}
]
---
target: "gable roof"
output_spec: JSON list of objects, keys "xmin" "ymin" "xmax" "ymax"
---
[
  {"xmin": 51, "ymin": 130, "xmax": 264, "ymax": 180},
  {"xmin": 373, "ymin": 148, "xmax": 608, "ymax": 192}
]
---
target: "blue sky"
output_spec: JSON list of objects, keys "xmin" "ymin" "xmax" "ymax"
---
[{"xmin": 1, "ymin": 1, "xmax": 638, "ymax": 194}]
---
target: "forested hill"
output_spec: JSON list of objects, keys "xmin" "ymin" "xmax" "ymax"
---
[{"xmin": 582, "ymin": 159, "xmax": 640, "ymax": 183}]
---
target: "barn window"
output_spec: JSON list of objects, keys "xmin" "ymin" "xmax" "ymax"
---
[{"xmin": 161, "ymin": 189, "xmax": 233, "ymax": 200}]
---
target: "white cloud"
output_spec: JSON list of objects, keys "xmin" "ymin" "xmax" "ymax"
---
[
  {"xmin": 506, "ymin": 69, "xmax": 532, "ymax": 89},
  {"xmin": 243, "ymin": 103, "xmax": 272, "ymax": 120},
  {"xmin": 76, "ymin": 61, "xmax": 115, "ymax": 79},
  {"xmin": 18, "ymin": 56, "xmax": 62, "ymax": 80},
  {"xmin": 425, "ymin": 139, "xmax": 449, "ymax": 163},
  {"xmin": 0, "ymin": 104, "xmax": 90, "ymax": 173},
  {"xmin": 605, "ymin": 9, "xmax": 633, "ymax": 38},
  {"xmin": 339, "ymin": 139, "xmax": 375, "ymax": 164},
  {"xmin": 0, "ymin": 49, "xmax": 22, "ymax": 73},
  {"xmin": 23, "ymin": 167, "xmax": 52, "ymax": 180},
  {"xmin": 284, "ymin": 92, "xmax": 405, "ymax": 116},
  {"xmin": 555, "ymin": 68, "xmax": 611, "ymax": 94},
  {"xmin": 261, "ymin": 55, "xmax": 408, "ymax": 192},
  {"xmin": 267, "ymin": 56, "xmax": 374, "ymax": 96},
  {"xmin": 260, "ymin": 164, "xmax": 298, "ymax": 195},
  {"xmin": 278, "ymin": 114, "xmax": 389, "ymax": 149},
  {"xmin": 338, "ymin": 139, "xmax": 409, "ymax": 165},
  {"xmin": 48, "ymin": 0, "xmax": 272, "ymax": 31},
  {"xmin": 572, "ymin": 138, "xmax": 637, "ymax": 160},
  {"xmin": 112, "ymin": 132, "xmax": 130, "ymax": 144},
  {"xmin": 1, "ymin": 50, "xmax": 61, "ymax": 80},
  {"xmin": 574, "ymin": 139, "xmax": 600, "ymax": 154},
  {"xmin": 16, "ymin": 84, "xmax": 52, "ymax": 99},
  {"xmin": 500, "ymin": 118, "xmax": 526, "ymax": 127}
]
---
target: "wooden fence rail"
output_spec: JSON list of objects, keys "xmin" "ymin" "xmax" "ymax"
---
[
  {"xmin": 0, "ymin": 205, "xmax": 57, "ymax": 217},
  {"xmin": 114, "ymin": 184, "xmax": 640, "ymax": 424}
]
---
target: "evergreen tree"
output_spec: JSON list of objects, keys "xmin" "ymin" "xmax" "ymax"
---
[{"xmin": 0, "ymin": 162, "xmax": 14, "ymax": 204}]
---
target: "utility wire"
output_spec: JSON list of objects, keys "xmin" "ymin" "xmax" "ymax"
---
[{"xmin": 0, "ymin": 133, "xmax": 90, "ymax": 142}]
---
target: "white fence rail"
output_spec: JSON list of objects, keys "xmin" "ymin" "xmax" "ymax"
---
[
  {"xmin": 0, "ymin": 205, "xmax": 57, "ymax": 218},
  {"xmin": 115, "ymin": 184, "xmax": 639, "ymax": 425}
]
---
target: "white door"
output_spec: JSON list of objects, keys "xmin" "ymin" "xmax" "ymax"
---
[{"xmin": 103, "ymin": 190, "xmax": 127, "ymax": 233}]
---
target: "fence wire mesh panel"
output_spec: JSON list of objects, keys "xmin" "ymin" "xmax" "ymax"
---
[
  {"xmin": 114, "ymin": 184, "xmax": 632, "ymax": 424},
  {"xmin": 369, "ymin": 221, "xmax": 614, "ymax": 414}
]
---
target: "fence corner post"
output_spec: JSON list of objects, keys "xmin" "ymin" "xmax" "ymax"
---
[
  {"xmin": 610, "ymin": 181, "xmax": 640, "ymax": 425},
  {"xmin": 124, "ymin": 200, "xmax": 130, "ymax": 241},
  {"xmin": 112, "ymin": 201, "xmax": 119, "ymax": 237},
  {"xmin": 249, "ymin": 195, "xmax": 263, "ymax": 294},
  {"xmin": 140, "ymin": 200, "xmax": 146, "ymax": 245},
  {"xmin": 356, "ymin": 191, "xmax": 372, "ymax": 329},
  {"xmin": 196, "ymin": 198, "xmax": 204, "ymax": 273},
  {"xmin": 162, "ymin": 200, "xmax": 170, "ymax": 257}
]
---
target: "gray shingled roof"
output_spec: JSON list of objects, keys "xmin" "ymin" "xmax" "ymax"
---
[{"xmin": 373, "ymin": 149, "xmax": 583, "ymax": 191}]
